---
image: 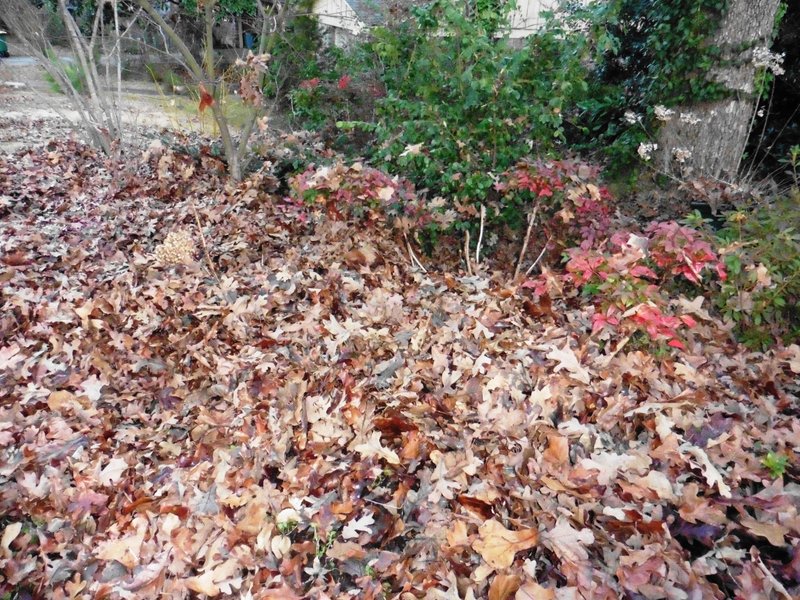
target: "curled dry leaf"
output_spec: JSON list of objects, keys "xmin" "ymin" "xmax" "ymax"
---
[
  {"xmin": 472, "ymin": 519, "xmax": 539, "ymax": 570},
  {"xmin": 515, "ymin": 581, "xmax": 556, "ymax": 600},
  {"xmin": 353, "ymin": 431, "xmax": 400, "ymax": 465},
  {"xmin": 542, "ymin": 518, "xmax": 594, "ymax": 564},
  {"xmin": 489, "ymin": 573, "xmax": 522, "ymax": 600}
]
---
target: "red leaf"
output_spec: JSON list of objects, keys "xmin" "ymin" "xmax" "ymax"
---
[
  {"xmin": 198, "ymin": 83, "xmax": 215, "ymax": 113},
  {"xmin": 338, "ymin": 74, "xmax": 352, "ymax": 90}
]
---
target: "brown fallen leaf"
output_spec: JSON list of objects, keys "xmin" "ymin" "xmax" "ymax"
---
[
  {"xmin": 446, "ymin": 520, "xmax": 470, "ymax": 548},
  {"xmin": 472, "ymin": 519, "xmax": 538, "ymax": 570},
  {"xmin": 542, "ymin": 518, "xmax": 594, "ymax": 564},
  {"xmin": 185, "ymin": 570, "xmax": 219, "ymax": 597},
  {"xmin": 47, "ymin": 390, "xmax": 78, "ymax": 411},
  {"xmin": 515, "ymin": 582, "xmax": 556, "ymax": 600},
  {"xmin": 489, "ymin": 573, "xmax": 521, "ymax": 600},
  {"xmin": 327, "ymin": 541, "xmax": 367, "ymax": 561},
  {"xmin": 1, "ymin": 251, "xmax": 30, "ymax": 266},
  {"xmin": 740, "ymin": 517, "xmax": 788, "ymax": 547},
  {"xmin": 543, "ymin": 434, "xmax": 569, "ymax": 465}
]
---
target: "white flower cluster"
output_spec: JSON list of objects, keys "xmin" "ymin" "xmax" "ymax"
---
[
  {"xmin": 679, "ymin": 112, "xmax": 701, "ymax": 125},
  {"xmin": 623, "ymin": 110, "xmax": 641, "ymax": 125},
  {"xmin": 638, "ymin": 142, "xmax": 658, "ymax": 161},
  {"xmin": 654, "ymin": 105, "xmax": 675, "ymax": 122},
  {"xmin": 752, "ymin": 47, "xmax": 785, "ymax": 76},
  {"xmin": 672, "ymin": 147, "xmax": 692, "ymax": 164}
]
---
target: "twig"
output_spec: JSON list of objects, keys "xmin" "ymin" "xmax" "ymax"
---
[
  {"xmin": 524, "ymin": 235, "xmax": 552, "ymax": 278},
  {"xmin": 475, "ymin": 204, "xmax": 486, "ymax": 265},
  {"xmin": 404, "ymin": 231, "xmax": 428, "ymax": 273},
  {"xmin": 190, "ymin": 198, "xmax": 220, "ymax": 282},
  {"xmin": 514, "ymin": 206, "xmax": 539, "ymax": 280},
  {"xmin": 464, "ymin": 230, "xmax": 473, "ymax": 276}
]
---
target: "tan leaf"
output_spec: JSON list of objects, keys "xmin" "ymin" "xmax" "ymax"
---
[
  {"xmin": 185, "ymin": 571, "xmax": 219, "ymax": 597},
  {"xmin": 446, "ymin": 520, "xmax": 470, "ymax": 548},
  {"xmin": 1, "ymin": 523, "xmax": 22, "ymax": 558},
  {"xmin": 542, "ymin": 518, "xmax": 594, "ymax": 563},
  {"xmin": 47, "ymin": 390, "xmax": 77, "ymax": 411},
  {"xmin": 543, "ymin": 434, "xmax": 569, "ymax": 465},
  {"xmin": 578, "ymin": 451, "xmax": 651, "ymax": 485},
  {"xmin": 515, "ymin": 582, "xmax": 556, "ymax": 600},
  {"xmin": 236, "ymin": 498, "xmax": 268, "ymax": 535},
  {"xmin": 95, "ymin": 529, "xmax": 145, "ymax": 569},
  {"xmin": 489, "ymin": 573, "xmax": 521, "ymax": 600},
  {"xmin": 261, "ymin": 585, "xmax": 304, "ymax": 599},
  {"xmin": 633, "ymin": 471, "xmax": 675, "ymax": 500},
  {"xmin": 270, "ymin": 534, "xmax": 291, "ymax": 559},
  {"xmin": 472, "ymin": 519, "xmax": 538, "ymax": 570},
  {"xmin": 327, "ymin": 541, "xmax": 366, "ymax": 561},
  {"xmin": 78, "ymin": 375, "xmax": 105, "ymax": 402},
  {"xmin": 740, "ymin": 517, "xmax": 787, "ymax": 547},
  {"xmin": 546, "ymin": 343, "xmax": 590, "ymax": 384},
  {"xmin": 377, "ymin": 186, "xmax": 395, "ymax": 201},
  {"xmin": 353, "ymin": 432, "xmax": 400, "ymax": 465},
  {"xmin": 98, "ymin": 457, "xmax": 128, "ymax": 486},
  {"xmin": 680, "ymin": 443, "xmax": 731, "ymax": 498}
]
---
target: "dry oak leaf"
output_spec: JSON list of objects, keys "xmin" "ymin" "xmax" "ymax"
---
[
  {"xmin": 542, "ymin": 518, "xmax": 594, "ymax": 564},
  {"xmin": 545, "ymin": 343, "xmax": 590, "ymax": 384},
  {"xmin": 95, "ymin": 518, "xmax": 147, "ymax": 569},
  {"xmin": 472, "ymin": 519, "xmax": 538, "ymax": 570},
  {"xmin": 99, "ymin": 457, "xmax": 129, "ymax": 486},
  {"xmin": 327, "ymin": 541, "xmax": 367, "ymax": 561},
  {"xmin": 515, "ymin": 582, "xmax": 556, "ymax": 600},
  {"xmin": 185, "ymin": 570, "xmax": 219, "ymax": 597},
  {"xmin": 353, "ymin": 432, "xmax": 400, "ymax": 465},
  {"xmin": 489, "ymin": 573, "xmax": 521, "ymax": 600},
  {"xmin": 739, "ymin": 517, "xmax": 788, "ymax": 547},
  {"xmin": 543, "ymin": 434, "xmax": 569, "ymax": 465},
  {"xmin": 446, "ymin": 520, "xmax": 470, "ymax": 548}
]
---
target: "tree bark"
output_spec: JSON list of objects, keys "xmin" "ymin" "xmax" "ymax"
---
[{"xmin": 655, "ymin": 0, "xmax": 781, "ymax": 182}]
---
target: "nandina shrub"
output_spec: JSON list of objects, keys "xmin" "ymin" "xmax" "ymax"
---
[
  {"xmin": 540, "ymin": 222, "xmax": 727, "ymax": 349},
  {"xmin": 288, "ymin": 161, "xmax": 431, "ymax": 229},
  {"xmin": 497, "ymin": 159, "xmax": 614, "ymax": 247},
  {"xmin": 645, "ymin": 221, "xmax": 727, "ymax": 284}
]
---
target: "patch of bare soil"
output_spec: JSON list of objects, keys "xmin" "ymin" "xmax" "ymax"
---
[{"xmin": 0, "ymin": 52, "xmax": 213, "ymax": 155}]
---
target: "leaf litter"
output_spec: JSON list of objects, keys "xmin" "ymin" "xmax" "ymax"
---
[{"xmin": 0, "ymin": 139, "xmax": 799, "ymax": 598}]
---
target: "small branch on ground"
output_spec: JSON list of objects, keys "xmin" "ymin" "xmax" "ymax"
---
[
  {"xmin": 475, "ymin": 204, "xmax": 486, "ymax": 266},
  {"xmin": 524, "ymin": 234, "xmax": 552, "ymax": 278},
  {"xmin": 514, "ymin": 206, "xmax": 539, "ymax": 280},
  {"xmin": 464, "ymin": 230, "xmax": 473, "ymax": 276}
]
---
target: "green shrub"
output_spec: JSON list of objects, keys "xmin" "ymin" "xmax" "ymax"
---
[
  {"xmin": 714, "ymin": 195, "xmax": 800, "ymax": 349},
  {"xmin": 355, "ymin": 0, "xmax": 592, "ymax": 228},
  {"xmin": 146, "ymin": 63, "xmax": 185, "ymax": 90},
  {"xmin": 43, "ymin": 50, "xmax": 87, "ymax": 95}
]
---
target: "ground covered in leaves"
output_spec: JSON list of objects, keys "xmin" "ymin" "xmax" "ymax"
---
[{"xmin": 1, "ymin": 139, "xmax": 799, "ymax": 599}]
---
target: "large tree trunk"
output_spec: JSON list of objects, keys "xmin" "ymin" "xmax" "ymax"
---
[{"xmin": 655, "ymin": 0, "xmax": 781, "ymax": 181}]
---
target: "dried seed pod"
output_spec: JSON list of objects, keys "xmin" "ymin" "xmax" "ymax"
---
[{"xmin": 153, "ymin": 230, "xmax": 195, "ymax": 266}]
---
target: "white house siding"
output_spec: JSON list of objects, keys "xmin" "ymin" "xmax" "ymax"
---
[
  {"xmin": 313, "ymin": 0, "xmax": 558, "ymax": 43},
  {"xmin": 313, "ymin": 0, "xmax": 367, "ymax": 36},
  {"xmin": 508, "ymin": 0, "xmax": 557, "ymax": 38}
]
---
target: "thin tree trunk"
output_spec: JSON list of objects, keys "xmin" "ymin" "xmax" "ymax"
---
[{"xmin": 656, "ymin": 0, "xmax": 781, "ymax": 181}]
